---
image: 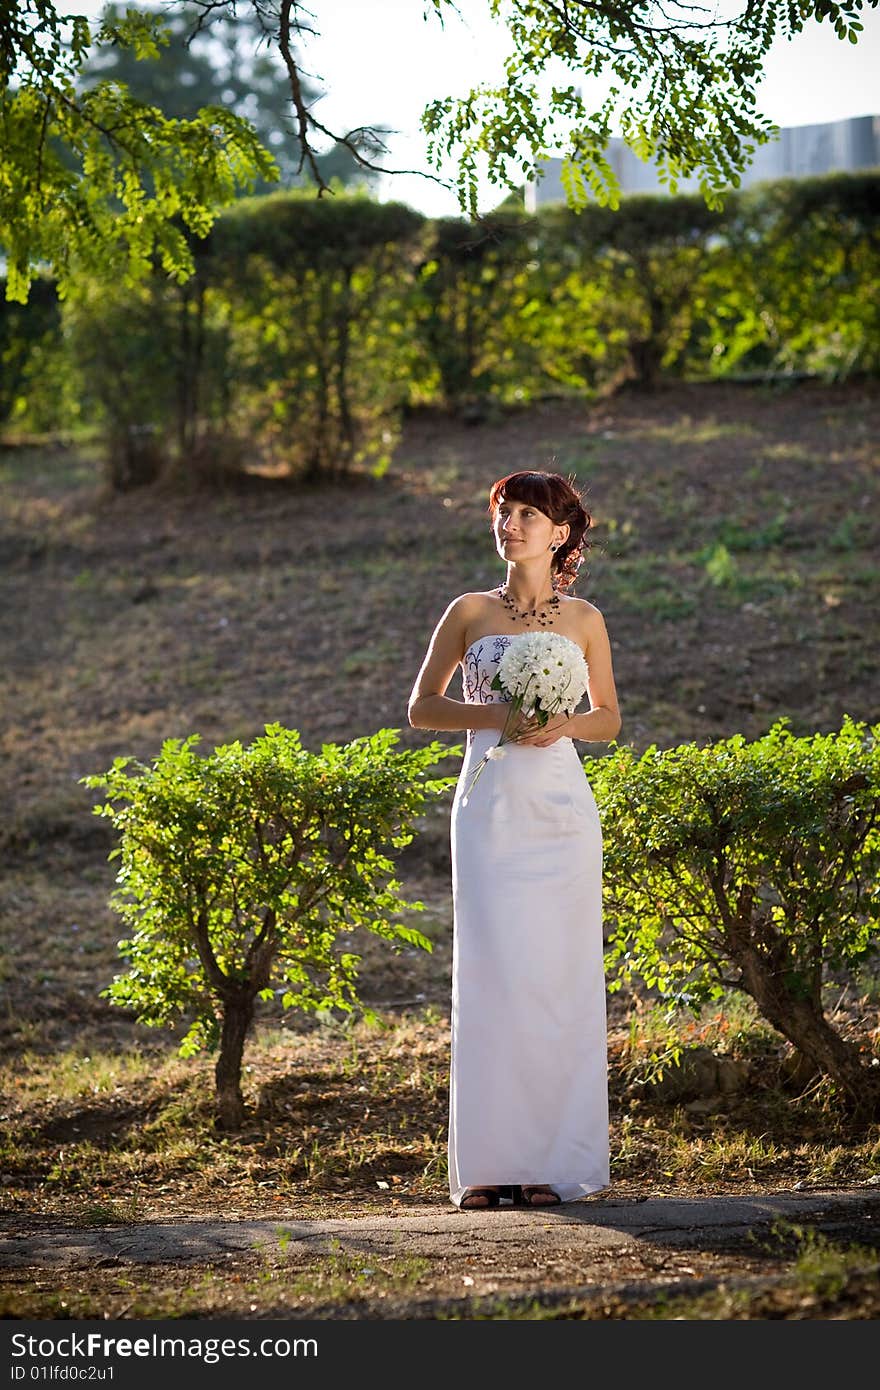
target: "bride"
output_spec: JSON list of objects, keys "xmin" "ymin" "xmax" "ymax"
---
[{"xmin": 407, "ymin": 469, "xmax": 621, "ymax": 1210}]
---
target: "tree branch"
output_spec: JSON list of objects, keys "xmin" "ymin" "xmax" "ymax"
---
[{"xmin": 274, "ymin": 0, "xmax": 450, "ymax": 192}]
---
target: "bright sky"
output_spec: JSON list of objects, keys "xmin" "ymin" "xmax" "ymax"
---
[{"xmin": 55, "ymin": 1, "xmax": 880, "ymax": 214}]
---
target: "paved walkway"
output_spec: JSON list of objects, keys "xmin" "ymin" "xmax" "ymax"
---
[{"xmin": 2, "ymin": 1189, "xmax": 878, "ymax": 1270}]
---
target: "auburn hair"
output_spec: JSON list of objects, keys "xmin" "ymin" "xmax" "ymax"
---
[{"xmin": 487, "ymin": 470, "xmax": 592, "ymax": 591}]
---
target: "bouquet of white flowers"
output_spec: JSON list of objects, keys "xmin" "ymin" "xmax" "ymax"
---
[{"xmin": 461, "ymin": 631, "xmax": 589, "ymax": 804}]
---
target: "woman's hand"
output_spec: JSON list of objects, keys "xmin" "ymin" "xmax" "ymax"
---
[{"xmin": 512, "ymin": 712, "xmax": 578, "ymax": 747}]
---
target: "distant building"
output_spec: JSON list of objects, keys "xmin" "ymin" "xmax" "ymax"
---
[{"xmin": 524, "ymin": 114, "xmax": 880, "ymax": 208}]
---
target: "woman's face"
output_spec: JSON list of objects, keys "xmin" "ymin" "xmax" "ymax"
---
[{"xmin": 493, "ymin": 496, "xmax": 563, "ymax": 563}]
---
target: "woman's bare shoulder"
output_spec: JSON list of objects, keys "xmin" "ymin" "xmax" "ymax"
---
[
  {"xmin": 560, "ymin": 595, "xmax": 610, "ymax": 647},
  {"xmin": 441, "ymin": 590, "xmax": 498, "ymax": 620},
  {"xmin": 561, "ymin": 594, "xmax": 606, "ymax": 622}
]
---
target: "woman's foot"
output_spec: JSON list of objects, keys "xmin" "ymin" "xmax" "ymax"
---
[
  {"xmin": 519, "ymin": 1185, "xmax": 561, "ymax": 1207},
  {"xmin": 460, "ymin": 1186, "xmax": 502, "ymax": 1209}
]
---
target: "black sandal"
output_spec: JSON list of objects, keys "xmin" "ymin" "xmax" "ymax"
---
[
  {"xmin": 519, "ymin": 1185, "xmax": 561, "ymax": 1207},
  {"xmin": 460, "ymin": 1186, "xmax": 502, "ymax": 1209}
]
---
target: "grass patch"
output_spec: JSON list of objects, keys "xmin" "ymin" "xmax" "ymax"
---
[
  {"xmin": 630, "ymin": 417, "xmax": 762, "ymax": 447},
  {"xmin": 2, "ymin": 1003, "xmax": 877, "ymax": 1222},
  {"xmin": 272, "ymin": 1235, "xmax": 432, "ymax": 1303},
  {"xmin": 618, "ymin": 1227, "xmax": 880, "ymax": 1320},
  {"xmin": 0, "ymin": 1018, "xmax": 454, "ymax": 1216}
]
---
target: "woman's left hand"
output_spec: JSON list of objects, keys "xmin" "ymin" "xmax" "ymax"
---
[{"xmin": 514, "ymin": 713, "xmax": 577, "ymax": 747}]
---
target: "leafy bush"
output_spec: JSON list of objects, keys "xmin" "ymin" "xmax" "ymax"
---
[
  {"xmin": 0, "ymin": 276, "xmax": 65, "ymax": 431},
  {"xmin": 539, "ymin": 193, "xmax": 726, "ymax": 389},
  {"xmin": 6, "ymin": 171, "xmax": 878, "ymax": 473},
  {"xmin": 415, "ymin": 212, "xmax": 540, "ymax": 409},
  {"xmin": 592, "ymin": 715, "xmax": 880, "ymax": 1114},
  {"xmin": 690, "ymin": 171, "xmax": 880, "ymax": 381},
  {"xmin": 209, "ymin": 192, "xmax": 426, "ymax": 478},
  {"xmin": 63, "ymin": 273, "xmax": 180, "ymax": 486},
  {"xmin": 83, "ymin": 724, "xmax": 459, "ymax": 1128}
]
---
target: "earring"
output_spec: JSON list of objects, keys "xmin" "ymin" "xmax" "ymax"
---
[{"xmin": 550, "ymin": 542, "xmax": 559, "ymax": 552}]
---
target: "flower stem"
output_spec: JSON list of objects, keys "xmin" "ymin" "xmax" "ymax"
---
[{"xmin": 461, "ymin": 694, "xmax": 525, "ymax": 804}]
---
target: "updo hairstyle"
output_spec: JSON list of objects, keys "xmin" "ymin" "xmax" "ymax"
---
[{"xmin": 487, "ymin": 470, "xmax": 592, "ymax": 591}]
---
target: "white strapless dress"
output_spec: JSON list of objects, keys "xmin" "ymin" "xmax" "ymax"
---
[{"xmin": 448, "ymin": 633, "xmax": 609, "ymax": 1205}]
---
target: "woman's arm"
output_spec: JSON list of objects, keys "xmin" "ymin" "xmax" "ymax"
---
[
  {"xmin": 408, "ymin": 597, "xmax": 507, "ymax": 733},
  {"xmin": 569, "ymin": 605, "xmax": 621, "ymax": 741}
]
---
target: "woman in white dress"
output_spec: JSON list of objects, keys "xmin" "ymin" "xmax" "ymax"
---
[{"xmin": 408, "ymin": 470, "xmax": 621, "ymax": 1210}]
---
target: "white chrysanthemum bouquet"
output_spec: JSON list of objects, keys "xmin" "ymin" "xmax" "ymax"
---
[{"xmin": 461, "ymin": 631, "xmax": 589, "ymax": 804}]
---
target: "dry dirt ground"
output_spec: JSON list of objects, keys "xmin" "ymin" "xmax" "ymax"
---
[{"xmin": 1, "ymin": 379, "xmax": 879, "ymax": 1320}]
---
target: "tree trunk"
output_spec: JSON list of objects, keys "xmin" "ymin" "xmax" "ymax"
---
[
  {"xmin": 731, "ymin": 934, "xmax": 880, "ymax": 1117},
  {"xmin": 214, "ymin": 991, "xmax": 256, "ymax": 1131},
  {"xmin": 333, "ymin": 272, "xmax": 355, "ymax": 477},
  {"xmin": 176, "ymin": 276, "xmax": 205, "ymax": 461},
  {"xmin": 627, "ymin": 332, "xmax": 664, "ymax": 389},
  {"xmin": 106, "ymin": 423, "xmax": 165, "ymax": 492}
]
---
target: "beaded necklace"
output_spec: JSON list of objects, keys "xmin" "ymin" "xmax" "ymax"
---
[{"xmin": 497, "ymin": 584, "xmax": 561, "ymax": 627}]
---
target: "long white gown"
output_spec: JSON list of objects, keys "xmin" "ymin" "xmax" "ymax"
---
[{"xmin": 448, "ymin": 633, "xmax": 609, "ymax": 1206}]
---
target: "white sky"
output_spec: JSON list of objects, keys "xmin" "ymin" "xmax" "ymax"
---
[{"xmin": 54, "ymin": 1, "xmax": 880, "ymax": 214}]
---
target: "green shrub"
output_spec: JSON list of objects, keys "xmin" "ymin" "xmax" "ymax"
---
[
  {"xmin": 209, "ymin": 192, "xmax": 426, "ymax": 479},
  {"xmin": 593, "ymin": 715, "xmax": 880, "ymax": 1114},
  {"xmin": 83, "ymin": 724, "xmax": 459, "ymax": 1129}
]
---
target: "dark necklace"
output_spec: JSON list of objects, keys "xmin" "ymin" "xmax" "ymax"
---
[{"xmin": 498, "ymin": 584, "xmax": 561, "ymax": 626}]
